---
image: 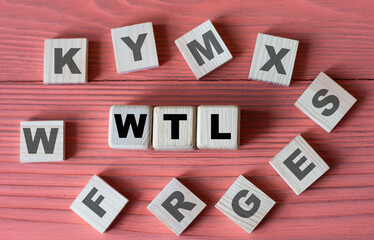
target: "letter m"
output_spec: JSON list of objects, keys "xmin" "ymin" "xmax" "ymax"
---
[
  {"xmin": 186, "ymin": 30, "xmax": 224, "ymax": 66},
  {"xmin": 23, "ymin": 128, "xmax": 59, "ymax": 154}
]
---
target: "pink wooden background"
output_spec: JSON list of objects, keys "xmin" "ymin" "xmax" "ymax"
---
[{"xmin": 1, "ymin": 0, "xmax": 374, "ymax": 239}]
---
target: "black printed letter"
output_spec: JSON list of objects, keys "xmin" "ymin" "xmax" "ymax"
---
[
  {"xmin": 283, "ymin": 148, "xmax": 316, "ymax": 181},
  {"xmin": 114, "ymin": 114, "xmax": 147, "ymax": 138},
  {"xmin": 186, "ymin": 30, "xmax": 224, "ymax": 66},
  {"xmin": 54, "ymin": 48, "xmax": 81, "ymax": 74},
  {"xmin": 23, "ymin": 128, "xmax": 59, "ymax": 154},
  {"xmin": 232, "ymin": 190, "xmax": 261, "ymax": 218},
  {"xmin": 211, "ymin": 114, "xmax": 231, "ymax": 139},
  {"xmin": 121, "ymin": 33, "xmax": 147, "ymax": 61},
  {"xmin": 82, "ymin": 187, "xmax": 106, "ymax": 218},
  {"xmin": 163, "ymin": 114, "xmax": 187, "ymax": 139},
  {"xmin": 161, "ymin": 191, "xmax": 196, "ymax": 222},
  {"xmin": 260, "ymin": 45, "xmax": 290, "ymax": 75},
  {"xmin": 312, "ymin": 89, "xmax": 340, "ymax": 116}
]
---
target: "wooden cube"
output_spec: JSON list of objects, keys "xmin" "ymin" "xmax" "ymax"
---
[
  {"xmin": 175, "ymin": 20, "xmax": 232, "ymax": 79},
  {"xmin": 197, "ymin": 105, "xmax": 240, "ymax": 149},
  {"xmin": 152, "ymin": 106, "xmax": 196, "ymax": 150},
  {"xmin": 70, "ymin": 175, "xmax": 128, "ymax": 233},
  {"xmin": 215, "ymin": 175, "xmax": 276, "ymax": 234},
  {"xmin": 147, "ymin": 178, "xmax": 206, "ymax": 235},
  {"xmin": 248, "ymin": 33, "xmax": 298, "ymax": 86},
  {"xmin": 111, "ymin": 22, "xmax": 159, "ymax": 74},
  {"xmin": 295, "ymin": 72, "xmax": 357, "ymax": 132},
  {"xmin": 20, "ymin": 121, "xmax": 64, "ymax": 163},
  {"xmin": 269, "ymin": 135, "xmax": 329, "ymax": 195},
  {"xmin": 108, "ymin": 105, "xmax": 152, "ymax": 149},
  {"xmin": 44, "ymin": 38, "xmax": 88, "ymax": 84}
]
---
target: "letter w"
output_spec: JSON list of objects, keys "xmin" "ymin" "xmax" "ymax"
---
[
  {"xmin": 23, "ymin": 128, "xmax": 59, "ymax": 154},
  {"xmin": 114, "ymin": 114, "xmax": 147, "ymax": 138}
]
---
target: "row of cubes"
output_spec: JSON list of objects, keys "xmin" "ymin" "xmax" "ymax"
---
[{"xmin": 108, "ymin": 105, "xmax": 240, "ymax": 150}]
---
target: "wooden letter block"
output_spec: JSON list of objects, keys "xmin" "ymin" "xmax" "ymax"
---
[
  {"xmin": 295, "ymin": 72, "xmax": 357, "ymax": 132},
  {"xmin": 20, "ymin": 120, "xmax": 64, "ymax": 163},
  {"xmin": 175, "ymin": 20, "xmax": 232, "ymax": 79},
  {"xmin": 269, "ymin": 135, "xmax": 329, "ymax": 195},
  {"xmin": 111, "ymin": 22, "xmax": 159, "ymax": 74},
  {"xmin": 44, "ymin": 38, "xmax": 88, "ymax": 84},
  {"xmin": 152, "ymin": 106, "xmax": 196, "ymax": 150},
  {"xmin": 108, "ymin": 105, "xmax": 152, "ymax": 149},
  {"xmin": 197, "ymin": 105, "xmax": 240, "ymax": 149},
  {"xmin": 248, "ymin": 33, "xmax": 298, "ymax": 86},
  {"xmin": 70, "ymin": 175, "xmax": 128, "ymax": 233},
  {"xmin": 215, "ymin": 175, "xmax": 275, "ymax": 234},
  {"xmin": 147, "ymin": 178, "xmax": 206, "ymax": 235}
]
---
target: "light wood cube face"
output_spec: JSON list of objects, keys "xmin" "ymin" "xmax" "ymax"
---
[
  {"xmin": 175, "ymin": 20, "xmax": 232, "ymax": 79},
  {"xmin": 295, "ymin": 72, "xmax": 357, "ymax": 132},
  {"xmin": 111, "ymin": 22, "xmax": 159, "ymax": 74},
  {"xmin": 20, "ymin": 121, "xmax": 64, "ymax": 163},
  {"xmin": 70, "ymin": 175, "xmax": 128, "ymax": 234},
  {"xmin": 147, "ymin": 178, "xmax": 206, "ymax": 235},
  {"xmin": 215, "ymin": 175, "xmax": 276, "ymax": 234},
  {"xmin": 108, "ymin": 105, "xmax": 152, "ymax": 149},
  {"xmin": 44, "ymin": 38, "xmax": 88, "ymax": 84},
  {"xmin": 152, "ymin": 106, "xmax": 196, "ymax": 150},
  {"xmin": 197, "ymin": 105, "xmax": 240, "ymax": 149},
  {"xmin": 249, "ymin": 33, "xmax": 298, "ymax": 86},
  {"xmin": 269, "ymin": 135, "xmax": 329, "ymax": 195}
]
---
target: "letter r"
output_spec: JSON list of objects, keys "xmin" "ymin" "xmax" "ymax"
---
[{"xmin": 161, "ymin": 191, "xmax": 196, "ymax": 222}]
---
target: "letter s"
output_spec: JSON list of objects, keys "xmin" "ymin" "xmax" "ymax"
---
[{"xmin": 312, "ymin": 89, "xmax": 340, "ymax": 116}]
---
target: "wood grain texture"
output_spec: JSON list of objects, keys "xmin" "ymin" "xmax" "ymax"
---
[
  {"xmin": 20, "ymin": 120, "xmax": 64, "ymax": 163},
  {"xmin": 152, "ymin": 106, "xmax": 196, "ymax": 150},
  {"xmin": 70, "ymin": 175, "xmax": 128, "ymax": 233},
  {"xmin": 215, "ymin": 175, "xmax": 276, "ymax": 234},
  {"xmin": 197, "ymin": 105, "xmax": 240, "ymax": 149},
  {"xmin": 147, "ymin": 178, "xmax": 206, "ymax": 235},
  {"xmin": 295, "ymin": 72, "xmax": 357, "ymax": 132},
  {"xmin": 1, "ymin": 0, "xmax": 374, "ymax": 239},
  {"xmin": 175, "ymin": 20, "xmax": 232, "ymax": 80},
  {"xmin": 111, "ymin": 22, "xmax": 159, "ymax": 74},
  {"xmin": 269, "ymin": 135, "xmax": 329, "ymax": 195},
  {"xmin": 44, "ymin": 38, "xmax": 88, "ymax": 84},
  {"xmin": 108, "ymin": 105, "xmax": 152, "ymax": 149},
  {"xmin": 248, "ymin": 33, "xmax": 299, "ymax": 86}
]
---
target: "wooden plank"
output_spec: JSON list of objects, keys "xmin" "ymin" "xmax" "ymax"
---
[
  {"xmin": 295, "ymin": 72, "xmax": 357, "ymax": 132},
  {"xmin": 1, "ymin": 0, "xmax": 374, "ymax": 239},
  {"xmin": 0, "ymin": 79, "xmax": 371, "ymax": 239},
  {"xmin": 0, "ymin": 80, "xmax": 374, "ymax": 239},
  {"xmin": 2, "ymin": 1, "xmax": 374, "ymax": 82}
]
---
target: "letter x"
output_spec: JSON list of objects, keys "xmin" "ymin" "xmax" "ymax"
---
[{"xmin": 260, "ymin": 45, "xmax": 290, "ymax": 75}]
